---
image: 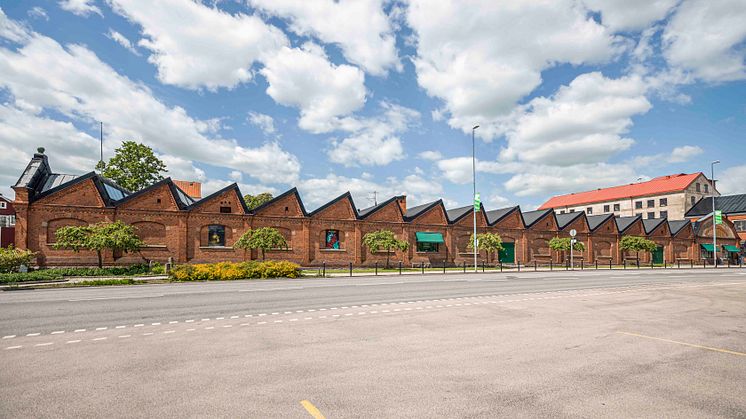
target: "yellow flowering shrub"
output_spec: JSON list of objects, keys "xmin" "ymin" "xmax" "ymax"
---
[{"xmin": 168, "ymin": 260, "xmax": 299, "ymax": 281}]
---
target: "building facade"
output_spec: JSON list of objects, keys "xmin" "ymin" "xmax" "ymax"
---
[
  {"xmin": 0, "ymin": 193, "xmax": 16, "ymax": 248},
  {"xmin": 540, "ymin": 173, "xmax": 718, "ymax": 220},
  {"xmin": 11, "ymin": 151, "xmax": 741, "ymax": 267},
  {"xmin": 686, "ymin": 194, "xmax": 746, "ymax": 259}
]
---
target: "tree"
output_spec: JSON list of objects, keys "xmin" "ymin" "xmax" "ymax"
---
[
  {"xmin": 549, "ymin": 237, "xmax": 586, "ymax": 261},
  {"xmin": 467, "ymin": 232, "xmax": 503, "ymax": 262},
  {"xmin": 362, "ymin": 229, "xmax": 409, "ymax": 268},
  {"xmin": 102, "ymin": 141, "xmax": 167, "ymax": 191},
  {"xmin": 53, "ymin": 221, "xmax": 144, "ymax": 268},
  {"xmin": 0, "ymin": 246, "xmax": 35, "ymax": 273},
  {"xmin": 619, "ymin": 236, "xmax": 657, "ymax": 261},
  {"xmin": 234, "ymin": 227, "xmax": 288, "ymax": 260},
  {"xmin": 244, "ymin": 193, "xmax": 274, "ymax": 210}
]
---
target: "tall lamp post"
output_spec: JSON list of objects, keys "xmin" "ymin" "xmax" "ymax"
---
[
  {"xmin": 711, "ymin": 160, "xmax": 720, "ymax": 267},
  {"xmin": 472, "ymin": 124, "xmax": 480, "ymax": 273}
]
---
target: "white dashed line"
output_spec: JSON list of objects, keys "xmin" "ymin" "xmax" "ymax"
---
[
  {"xmin": 118, "ymin": 335, "xmax": 131, "ymax": 338},
  {"xmin": 151, "ymin": 323, "xmax": 161, "ymax": 326},
  {"xmin": 134, "ymin": 324, "xmax": 144, "ymax": 328},
  {"xmin": 92, "ymin": 337, "xmax": 107, "ymax": 341},
  {"xmin": 143, "ymin": 332, "xmax": 154, "ymax": 336},
  {"xmin": 185, "ymin": 320, "xmax": 195, "ymax": 323},
  {"xmin": 34, "ymin": 342, "xmax": 53, "ymax": 347},
  {"xmin": 5, "ymin": 345, "xmax": 22, "ymax": 350},
  {"xmin": 164, "ymin": 330, "xmax": 175, "ymax": 334},
  {"xmin": 51, "ymin": 331, "xmax": 65, "ymax": 335},
  {"xmin": 66, "ymin": 340, "xmax": 81, "ymax": 344},
  {"xmin": 95, "ymin": 327, "xmax": 108, "ymax": 331},
  {"xmin": 115, "ymin": 326, "xmax": 126, "ymax": 329},
  {"xmin": 26, "ymin": 333, "xmax": 40, "ymax": 337},
  {"xmin": 3, "ymin": 335, "xmax": 16, "ymax": 339},
  {"xmin": 169, "ymin": 321, "xmax": 178, "ymax": 324}
]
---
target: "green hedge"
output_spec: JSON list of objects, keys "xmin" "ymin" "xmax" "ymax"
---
[
  {"xmin": 0, "ymin": 271, "xmax": 64, "ymax": 283},
  {"xmin": 47, "ymin": 264, "xmax": 151, "ymax": 277},
  {"xmin": 169, "ymin": 261, "xmax": 300, "ymax": 281}
]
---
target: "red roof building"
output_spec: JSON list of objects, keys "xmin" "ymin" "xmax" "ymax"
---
[{"xmin": 540, "ymin": 173, "xmax": 718, "ymax": 220}]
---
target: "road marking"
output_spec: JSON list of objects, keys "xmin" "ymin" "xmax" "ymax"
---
[
  {"xmin": 118, "ymin": 335, "xmax": 131, "ymax": 338},
  {"xmin": 230, "ymin": 316, "xmax": 239, "ymax": 319},
  {"xmin": 5, "ymin": 345, "xmax": 22, "ymax": 350},
  {"xmin": 300, "ymin": 400, "xmax": 326, "ymax": 419},
  {"xmin": 216, "ymin": 317, "xmax": 225, "ymax": 320},
  {"xmin": 187, "ymin": 328, "xmax": 196, "ymax": 331},
  {"xmin": 257, "ymin": 322, "xmax": 267, "ymax": 325},
  {"xmin": 26, "ymin": 333, "xmax": 40, "ymax": 337},
  {"xmin": 222, "ymin": 325, "xmax": 232, "ymax": 328},
  {"xmin": 66, "ymin": 340, "xmax": 81, "ymax": 344},
  {"xmin": 96, "ymin": 327, "xmax": 108, "ymax": 331},
  {"xmin": 201, "ymin": 319, "xmax": 210, "ymax": 322},
  {"xmin": 143, "ymin": 332, "xmax": 154, "ymax": 336},
  {"xmin": 186, "ymin": 319, "xmax": 195, "ymax": 323},
  {"xmin": 92, "ymin": 337, "xmax": 107, "ymax": 341},
  {"xmin": 67, "ymin": 294, "xmax": 164, "ymax": 302},
  {"xmin": 205, "ymin": 326, "xmax": 214, "ymax": 330},
  {"xmin": 3, "ymin": 335, "xmax": 16, "ymax": 339},
  {"xmin": 115, "ymin": 326, "xmax": 126, "ymax": 329},
  {"xmin": 35, "ymin": 342, "xmax": 53, "ymax": 347},
  {"xmin": 134, "ymin": 324, "xmax": 144, "ymax": 327},
  {"xmin": 169, "ymin": 321, "xmax": 178, "ymax": 324},
  {"xmin": 618, "ymin": 332, "xmax": 746, "ymax": 357},
  {"xmin": 164, "ymin": 330, "xmax": 175, "ymax": 334},
  {"xmin": 151, "ymin": 323, "xmax": 161, "ymax": 326},
  {"xmin": 51, "ymin": 331, "xmax": 64, "ymax": 335}
]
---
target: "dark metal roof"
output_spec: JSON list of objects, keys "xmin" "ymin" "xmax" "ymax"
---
[
  {"xmin": 40, "ymin": 173, "xmax": 79, "ymax": 192},
  {"xmin": 686, "ymin": 194, "xmax": 746, "ymax": 217},
  {"xmin": 486, "ymin": 206, "xmax": 518, "ymax": 225},
  {"xmin": 587, "ymin": 214, "xmax": 614, "ymax": 231},
  {"xmin": 357, "ymin": 195, "xmax": 404, "ymax": 219},
  {"xmin": 14, "ymin": 153, "xmax": 51, "ymax": 191},
  {"xmin": 615, "ymin": 215, "xmax": 641, "ymax": 233},
  {"xmin": 642, "ymin": 217, "xmax": 667, "ymax": 234},
  {"xmin": 555, "ymin": 211, "xmax": 584, "ymax": 230},
  {"xmin": 404, "ymin": 200, "xmax": 441, "ymax": 221},
  {"xmin": 446, "ymin": 205, "xmax": 472, "ymax": 223},
  {"xmin": 522, "ymin": 209, "xmax": 553, "ymax": 228},
  {"xmin": 668, "ymin": 220, "xmax": 691, "ymax": 236}
]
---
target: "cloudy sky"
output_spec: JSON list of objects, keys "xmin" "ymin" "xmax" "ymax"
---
[{"xmin": 1, "ymin": 0, "xmax": 745, "ymax": 210}]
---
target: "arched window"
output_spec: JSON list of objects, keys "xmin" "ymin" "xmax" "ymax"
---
[
  {"xmin": 207, "ymin": 225, "xmax": 225, "ymax": 247},
  {"xmin": 325, "ymin": 230, "xmax": 340, "ymax": 249}
]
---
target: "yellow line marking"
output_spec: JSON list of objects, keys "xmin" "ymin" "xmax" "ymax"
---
[
  {"xmin": 300, "ymin": 400, "xmax": 326, "ymax": 419},
  {"xmin": 618, "ymin": 332, "xmax": 746, "ymax": 357}
]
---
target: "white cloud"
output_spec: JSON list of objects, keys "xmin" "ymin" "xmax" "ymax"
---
[
  {"xmin": 405, "ymin": 0, "xmax": 621, "ymax": 140},
  {"xmin": 200, "ymin": 178, "xmax": 279, "ymax": 198},
  {"xmin": 630, "ymin": 144, "xmax": 704, "ymax": 167},
  {"xmin": 435, "ymin": 157, "xmax": 508, "ymax": 184},
  {"xmin": 260, "ymin": 42, "xmax": 366, "ymax": 133},
  {"xmin": 582, "ymin": 0, "xmax": 677, "ymax": 32},
  {"xmin": 418, "ymin": 150, "xmax": 443, "ymax": 161},
  {"xmin": 59, "ymin": 0, "xmax": 102, "ymax": 17},
  {"xmin": 28, "ymin": 7, "xmax": 49, "ymax": 21},
  {"xmin": 668, "ymin": 145, "xmax": 704, "ymax": 163},
  {"xmin": 717, "ymin": 165, "xmax": 746, "ymax": 195},
  {"xmin": 0, "ymin": 15, "xmax": 301, "ymax": 186},
  {"xmin": 662, "ymin": 0, "xmax": 746, "ymax": 82},
  {"xmin": 247, "ymin": 111, "xmax": 276, "ymax": 135},
  {"xmin": 106, "ymin": 29, "xmax": 140, "ymax": 56},
  {"xmin": 486, "ymin": 194, "xmax": 512, "ymax": 209},
  {"xmin": 501, "ymin": 72, "xmax": 650, "ymax": 166},
  {"xmin": 327, "ymin": 102, "xmax": 419, "ymax": 167},
  {"xmin": 109, "ymin": 0, "xmax": 288, "ymax": 90},
  {"xmin": 249, "ymin": 0, "xmax": 399, "ymax": 75},
  {"xmin": 298, "ymin": 173, "xmax": 443, "ymax": 210},
  {"xmin": 160, "ymin": 154, "xmax": 206, "ymax": 183},
  {"xmin": 0, "ymin": 9, "xmax": 30, "ymax": 43},
  {"xmin": 504, "ymin": 163, "xmax": 638, "ymax": 197}
]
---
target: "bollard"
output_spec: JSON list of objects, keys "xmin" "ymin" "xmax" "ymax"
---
[
  {"xmin": 550, "ymin": 260, "xmax": 553, "ymax": 271},
  {"xmin": 463, "ymin": 261, "xmax": 466, "ymax": 273},
  {"xmin": 690, "ymin": 260, "xmax": 693, "ymax": 269},
  {"xmin": 728, "ymin": 258, "xmax": 731, "ymax": 268},
  {"xmin": 595, "ymin": 260, "xmax": 598, "ymax": 270},
  {"xmin": 534, "ymin": 260, "xmax": 537, "ymax": 271},
  {"xmin": 517, "ymin": 261, "xmax": 521, "ymax": 272},
  {"xmin": 399, "ymin": 261, "xmax": 402, "ymax": 275},
  {"xmin": 637, "ymin": 259, "xmax": 640, "ymax": 269},
  {"xmin": 349, "ymin": 262, "xmax": 353, "ymax": 277},
  {"xmin": 500, "ymin": 261, "xmax": 503, "ymax": 272},
  {"xmin": 443, "ymin": 260, "xmax": 446, "ymax": 274},
  {"xmin": 322, "ymin": 262, "xmax": 326, "ymax": 278},
  {"xmin": 678, "ymin": 260, "xmax": 680, "ymax": 269},
  {"xmin": 581, "ymin": 260, "xmax": 584, "ymax": 270},
  {"xmin": 609, "ymin": 259, "xmax": 612, "ymax": 270},
  {"xmin": 421, "ymin": 262, "xmax": 424, "ymax": 274},
  {"xmin": 623, "ymin": 259, "xmax": 626, "ymax": 270},
  {"xmin": 703, "ymin": 259, "xmax": 706, "ymax": 269},
  {"xmin": 482, "ymin": 261, "xmax": 485, "ymax": 272},
  {"xmin": 375, "ymin": 262, "xmax": 378, "ymax": 276},
  {"xmin": 650, "ymin": 259, "xmax": 653, "ymax": 269}
]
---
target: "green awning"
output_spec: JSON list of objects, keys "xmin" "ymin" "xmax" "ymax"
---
[
  {"xmin": 723, "ymin": 245, "xmax": 740, "ymax": 253},
  {"xmin": 416, "ymin": 232, "xmax": 444, "ymax": 243},
  {"xmin": 701, "ymin": 243, "xmax": 715, "ymax": 251}
]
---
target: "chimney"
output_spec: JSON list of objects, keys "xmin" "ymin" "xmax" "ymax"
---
[
  {"xmin": 173, "ymin": 180, "xmax": 202, "ymax": 200},
  {"xmin": 397, "ymin": 195, "xmax": 407, "ymax": 214}
]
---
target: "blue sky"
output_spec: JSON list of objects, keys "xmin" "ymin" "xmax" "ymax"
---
[{"xmin": 1, "ymin": 0, "xmax": 745, "ymax": 211}]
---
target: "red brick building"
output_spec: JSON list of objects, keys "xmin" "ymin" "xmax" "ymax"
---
[
  {"xmin": 0, "ymin": 193, "xmax": 15, "ymax": 248},
  {"xmin": 686, "ymin": 194, "xmax": 746, "ymax": 262},
  {"xmin": 11, "ymin": 151, "xmax": 740, "ymax": 267}
]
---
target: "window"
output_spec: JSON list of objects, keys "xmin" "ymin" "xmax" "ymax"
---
[
  {"xmin": 613, "ymin": 203, "xmax": 620, "ymax": 212},
  {"xmin": 704, "ymin": 183, "xmax": 709, "ymax": 193},
  {"xmin": 324, "ymin": 230, "xmax": 340, "ymax": 249},
  {"xmin": 559, "ymin": 210, "xmax": 565, "ymax": 214},
  {"xmin": 635, "ymin": 201, "xmax": 643, "ymax": 209},
  {"xmin": 586, "ymin": 207, "xmax": 593, "ymax": 214},
  {"xmin": 603, "ymin": 204, "xmax": 610, "ymax": 213},
  {"xmin": 416, "ymin": 242, "xmax": 439, "ymax": 252},
  {"xmin": 647, "ymin": 212, "xmax": 655, "ymax": 219},
  {"xmin": 569, "ymin": 209, "xmax": 575, "ymax": 213},
  {"xmin": 647, "ymin": 199, "xmax": 654, "ymax": 208},
  {"xmin": 157, "ymin": 198, "xmax": 161, "ymax": 204},
  {"xmin": 696, "ymin": 183, "xmax": 701, "ymax": 192},
  {"xmin": 691, "ymin": 196, "xmax": 696, "ymax": 207},
  {"xmin": 207, "ymin": 225, "xmax": 225, "ymax": 247},
  {"xmin": 734, "ymin": 220, "xmax": 746, "ymax": 232},
  {"xmin": 0, "ymin": 215, "xmax": 9, "ymax": 227},
  {"xmin": 0, "ymin": 201, "xmax": 6, "ymax": 209},
  {"xmin": 660, "ymin": 210, "xmax": 668, "ymax": 218},
  {"xmin": 659, "ymin": 198, "xmax": 667, "ymax": 207},
  {"xmin": 219, "ymin": 206, "xmax": 232, "ymax": 213}
]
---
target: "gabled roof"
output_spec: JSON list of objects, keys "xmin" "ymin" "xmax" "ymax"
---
[
  {"xmin": 642, "ymin": 217, "xmax": 667, "ymax": 234},
  {"xmin": 522, "ymin": 208, "xmax": 553, "ymax": 228},
  {"xmin": 446, "ymin": 205, "xmax": 472, "ymax": 223},
  {"xmin": 555, "ymin": 211, "xmax": 584, "ymax": 230},
  {"xmin": 185, "ymin": 182, "xmax": 247, "ymax": 213},
  {"xmin": 686, "ymin": 194, "xmax": 746, "ymax": 217},
  {"xmin": 309, "ymin": 191, "xmax": 358, "ymax": 218},
  {"xmin": 15, "ymin": 152, "xmax": 52, "ymax": 191},
  {"xmin": 540, "ymin": 173, "xmax": 704, "ymax": 209},
  {"xmin": 485, "ymin": 206, "xmax": 520, "ymax": 226},
  {"xmin": 30, "ymin": 171, "xmax": 129, "ymax": 207},
  {"xmin": 587, "ymin": 214, "xmax": 614, "ymax": 231},
  {"xmin": 250, "ymin": 187, "xmax": 309, "ymax": 216},
  {"xmin": 668, "ymin": 220, "xmax": 691, "ymax": 236},
  {"xmin": 114, "ymin": 177, "xmax": 190, "ymax": 210},
  {"xmin": 404, "ymin": 200, "xmax": 444, "ymax": 222},
  {"xmin": 615, "ymin": 215, "xmax": 642, "ymax": 233},
  {"xmin": 357, "ymin": 195, "xmax": 405, "ymax": 220}
]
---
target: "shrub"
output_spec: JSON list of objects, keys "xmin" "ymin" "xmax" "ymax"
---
[
  {"xmin": 168, "ymin": 260, "xmax": 300, "ymax": 281},
  {"xmin": 149, "ymin": 262, "xmax": 165, "ymax": 275},
  {"xmin": 70, "ymin": 278, "xmax": 137, "ymax": 287},
  {"xmin": 48, "ymin": 264, "xmax": 151, "ymax": 277},
  {"xmin": 0, "ymin": 270, "xmax": 63, "ymax": 284},
  {"xmin": 0, "ymin": 246, "xmax": 36, "ymax": 273}
]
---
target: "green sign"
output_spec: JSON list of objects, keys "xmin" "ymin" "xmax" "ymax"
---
[
  {"xmin": 474, "ymin": 193, "xmax": 481, "ymax": 211},
  {"xmin": 715, "ymin": 210, "xmax": 723, "ymax": 225}
]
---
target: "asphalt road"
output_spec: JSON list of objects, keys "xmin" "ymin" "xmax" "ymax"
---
[{"xmin": 1, "ymin": 269, "xmax": 745, "ymax": 417}]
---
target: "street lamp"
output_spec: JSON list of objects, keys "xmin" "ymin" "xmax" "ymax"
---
[
  {"xmin": 472, "ymin": 124, "xmax": 479, "ymax": 273},
  {"xmin": 711, "ymin": 160, "xmax": 720, "ymax": 267}
]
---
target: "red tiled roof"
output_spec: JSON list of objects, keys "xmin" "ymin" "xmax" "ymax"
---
[
  {"xmin": 173, "ymin": 180, "xmax": 202, "ymax": 200},
  {"xmin": 539, "ymin": 173, "xmax": 703, "ymax": 210}
]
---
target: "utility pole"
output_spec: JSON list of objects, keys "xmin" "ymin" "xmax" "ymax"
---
[{"xmin": 472, "ymin": 124, "xmax": 480, "ymax": 273}]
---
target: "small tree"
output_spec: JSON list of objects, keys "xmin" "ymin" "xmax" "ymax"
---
[
  {"xmin": 103, "ymin": 141, "xmax": 167, "ymax": 191},
  {"xmin": 53, "ymin": 221, "xmax": 144, "ymax": 268},
  {"xmin": 362, "ymin": 230, "xmax": 409, "ymax": 268},
  {"xmin": 467, "ymin": 232, "xmax": 503, "ymax": 262},
  {"xmin": 244, "ymin": 193, "xmax": 274, "ymax": 210},
  {"xmin": 549, "ymin": 237, "xmax": 586, "ymax": 261},
  {"xmin": 619, "ymin": 236, "xmax": 657, "ymax": 261},
  {"xmin": 234, "ymin": 227, "xmax": 288, "ymax": 260},
  {"xmin": 0, "ymin": 246, "xmax": 36, "ymax": 273}
]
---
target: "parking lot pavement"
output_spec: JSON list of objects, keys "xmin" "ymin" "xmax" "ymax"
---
[{"xmin": 1, "ymin": 277, "xmax": 744, "ymax": 418}]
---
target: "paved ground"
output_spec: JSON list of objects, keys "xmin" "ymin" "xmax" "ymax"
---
[{"xmin": 1, "ymin": 269, "xmax": 745, "ymax": 418}]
